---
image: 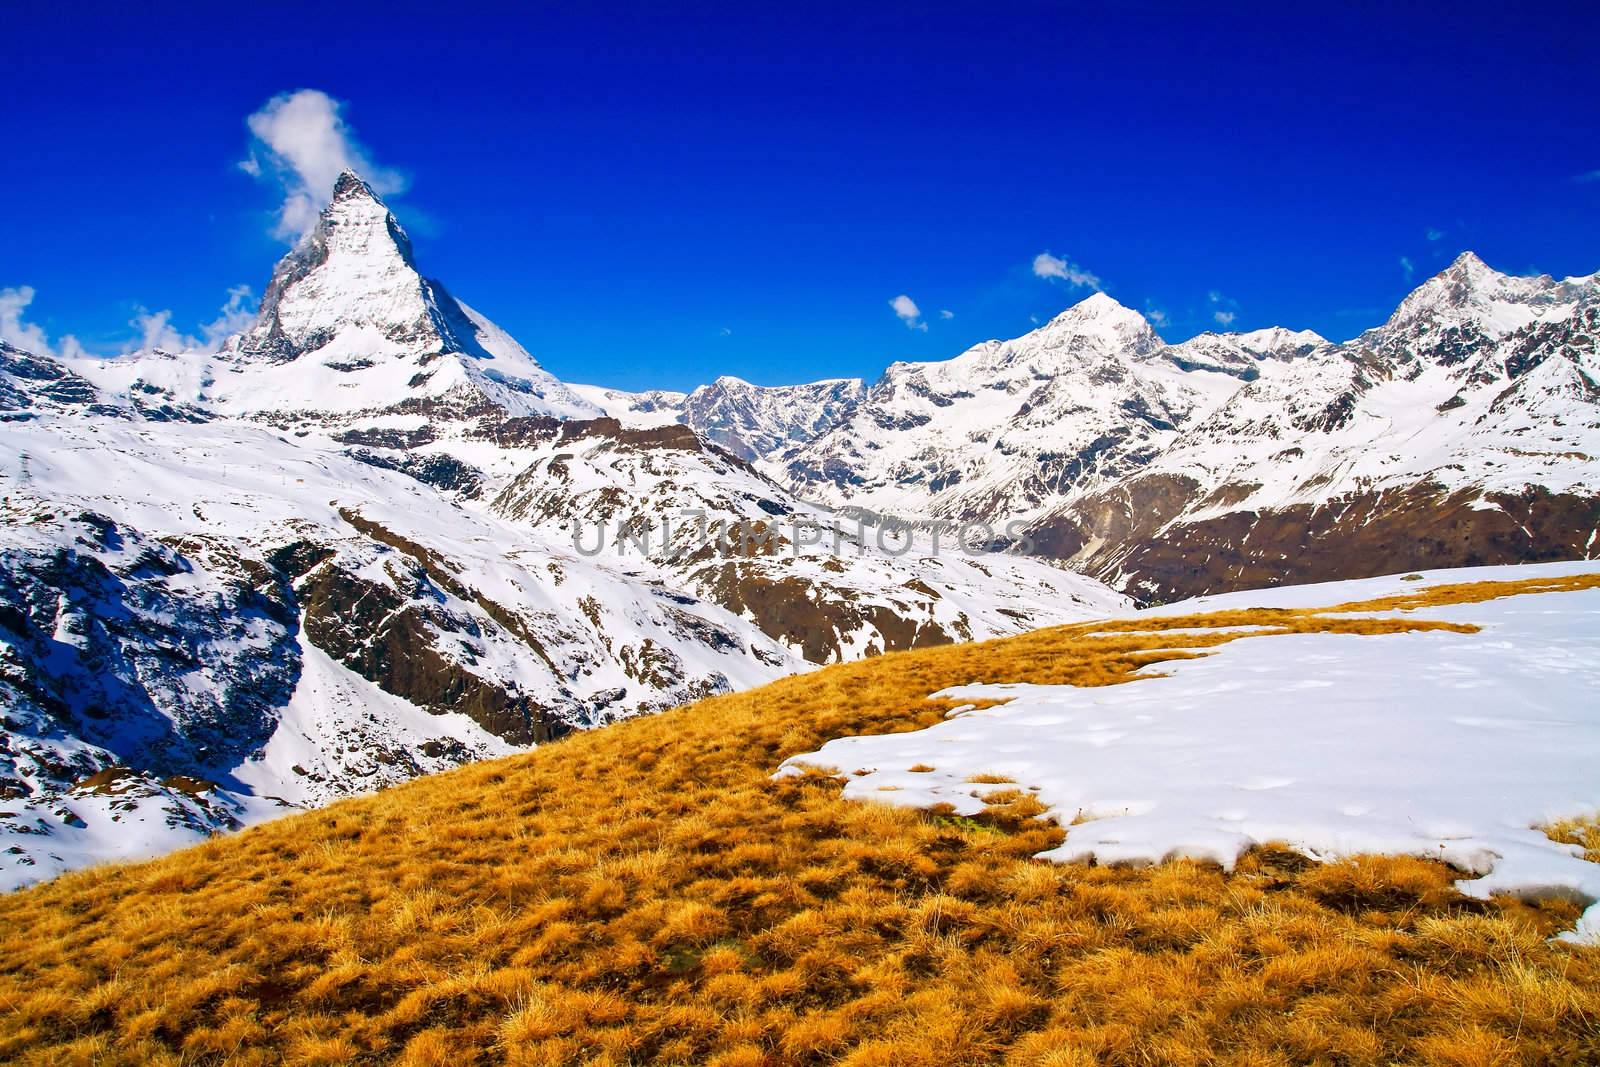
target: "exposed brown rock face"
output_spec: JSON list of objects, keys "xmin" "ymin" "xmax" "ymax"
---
[
  {"xmin": 281, "ymin": 509, "xmax": 574, "ymax": 743},
  {"xmin": 689, "ymin": 562, "xmax": 959, "ymax": 663},
  {"xmin": 296, "ymin": 559, "xmax": 569, "ymax": 745},
  {"xmin": 1027, "ymin": 474, "xmax": 1201, "ymax": 562},
  {"xmin": 1036, "ymin": 481, "xmax": 1600, "ymax": 604}
]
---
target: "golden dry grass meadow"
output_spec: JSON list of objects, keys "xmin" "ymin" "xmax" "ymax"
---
[{"xmin": 2, "ymin": 574, "xmax": 1598, "ymax": 1065}]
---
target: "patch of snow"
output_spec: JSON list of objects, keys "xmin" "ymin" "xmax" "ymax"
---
[{"xmin": 779, "ymin": 562, "xmax": 1600, "ymax": 940}]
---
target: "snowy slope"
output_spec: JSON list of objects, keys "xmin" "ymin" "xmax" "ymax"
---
[
  {"xmin": 487, "ymin": 418, "xmax": 1120, "ymax": 662},
  {"xmin": 566, "ymin": 383, "xmax": 687, "ymax": 427},
  {"xmin": 0, "ymin": 385, "xmax": 1125, "ymax": 889},
  {"xmin": 781, "ymin": 561, "xmax": 1600, "ymax": 941}
]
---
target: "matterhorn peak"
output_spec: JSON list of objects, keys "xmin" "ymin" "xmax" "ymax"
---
[
  {"xmin": 224, "ymin": 172, "xmax": 424, "ymax": 368},
  {"xmin": 211, "ymin": 171, "xmax": 597, "ymax": 420},
  {"xmin": 312, "ymin": 169, "xmax": 416, "ymax": 265},
  {"xmin": 322, "ymin": 171, "xmax": 403, "ymax": 237},
  {"xmin": 330, "ymin": 168, "xmax": 377, "ymax": 201}
]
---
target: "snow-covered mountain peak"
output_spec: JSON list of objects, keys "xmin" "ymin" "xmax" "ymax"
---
[
  {"xmin": 1012, "ymin": 292, "xmax": 1165, "ymax": 366},
  {"xmin": 331, "ymin": 167, "xmax": 378, "ymax": 201},
  {"xmin": 1229, "ymin": 326, "xmax": 1328, "ymax": 356},
  {"xmin": 1374, "ymin": 250, "xmax": 1553, "ymax": 342},
  {"xmin": 1445, "ymin": 248, "xmax": 1492, "ymax": 274},
  {"xmin": 226, "ymin": 172, "xmax": 428, "ymax": 367},
  {"xmin": 1041, "ymin": 292, "xmax": 1161, "ymax": 344},
  {"xmin": 1347, "ymin": 251, "xmax": 1599, "ymax": 381},
  {"xmin": 937, "ymin": 293, "xmax": 1164, "ymax": 381},
  {"xmin": 318, "ymin": 168, "xmax": 418, "ymax": 269},
  {"xmin": 201, "ymin": 173, "xmax": 597, "ymax": 419},
  {"xmin": 1415, "ymin": 250, "xmax": 1520, "ymax": 304}
]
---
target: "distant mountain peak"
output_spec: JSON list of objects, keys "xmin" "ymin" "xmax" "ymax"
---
[
  {"xmin": 1231, "ymin": 325, "xmax": 1328, "ymax": 350},
  {"xmin": 680, "ymin": 374, "xmax": 867, "ymax": 461},
  {"xmin": 1372, "ymin": 249, "xmax": 1559, "ymax": 349},
  {"xmin": 1445, "ymin": 249, "xmax": 1491, "ymax": 274},
  {"xmin": 1423, "ymin": 250, "xmax": 1507, "ymax": 297},
  {"xmin": 1073, "ymin": 290, "xmax": 1121, "ymax": 312},
  {"xmin": 1054, "ymin": 290, "xmax": 1135, "ymax": 321},
  {"xmin": 1029, "ymin": 291, "xmax": 1163, "ymax": 359},
  {"xmin": 1044, "ymin": 292, "xmax": 1155, "ymax": 333}
]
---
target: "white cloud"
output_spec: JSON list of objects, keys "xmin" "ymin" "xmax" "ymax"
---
[
  {"xmin": 200, "ymin": 285, "xmax": 257, "ymax": 349},
  {"xmin": 939, "ymin": 309, "xmax": 954, "ymax": 320},
  {"xmin": 1575, "ymin": 170, "xmax": 1600, "ymax": 183},
  {"xmin": 0, "ymin": 286, "xmax": 55, "ymax": 355},
  {"xmin": 889, "ymin": 294, "xmax": 920, "ymax": 319},
  {"xmin": 719, "ymin": 327, "xmax": 732, "ymax": 337},
  {"xmin": 1032, "ymin": 252, "xmax": 1102, "ymax": 291},
  {"xmin": 127, "ymin": 286, "xmax": 258, "ymax": 354},
  {"xmin": 1426, "ymin": 227, "xmax": 1445, "ymax": 241},
  {"xmin": 889, "ymin": 294, "xmax": 927, "ymax": 331},
  {"xmin": 1400, "ymin": 256, "xmax": 1415, "ymax": 281},
  {"xmin": 1143, "ymin": 303, "xmax": 1170, "ymax": 329},
  {"xmin": 241, "ymin": 89, "xmax": 405, "ymax": 241},
  {"xmin": 0, "ymin": 286, "xmax": 86, "ymax": 359},
  {"xmin": 1207, "ymin": 290, "xmax": 1240, "ymax": 327},
  {"xmin": 128, "ymin": 309, "xmax": 190, "ymax": 354},
  {"xmin": 1, "ymin": 285, "xmax": 254, "ymax": 360}
]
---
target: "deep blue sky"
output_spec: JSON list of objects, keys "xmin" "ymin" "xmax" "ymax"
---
[{"xmin": 7, "ymin": 1, "xmax": 1599, "ymax": 391}]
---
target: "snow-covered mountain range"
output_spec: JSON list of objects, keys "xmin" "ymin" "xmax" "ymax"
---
[
  {"xmin": 1026, "ymin": 254, "xmax": 1600, "ymax": 600},
  {"xmin": 755, "ymin": 252, "xmax": 1597, "ymax": 601},
  {"xmin": 0, "ymin": 174, "xmax": 1123, "ymax": 887},
  {"xmin": 580, "ymin": 253, "xmax": 1595, "ymax": 605},
  {"xmin": 2, "ymin": 170, "xmax": 1594, "ymax": 888},
  {"xmin": 677, "ymin": 376, "xmax": 866, "ymax": 461}
]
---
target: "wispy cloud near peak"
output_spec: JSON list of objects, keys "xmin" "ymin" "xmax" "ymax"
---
[
  {"xmin": 241, "ymin": 89, "xmax": 406, "ymax": 241},
  {"xmin": 889, "ymin": 294, "xmax": 927, "ymax": 331},
  {"xmin": 1032, "ymin": 251, "xmax": 1102, "ymax": 291}
]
